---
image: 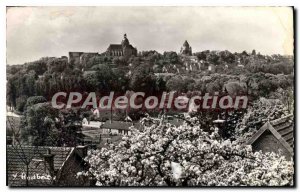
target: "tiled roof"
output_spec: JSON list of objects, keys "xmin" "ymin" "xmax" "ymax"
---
[
  {"xmin": 270, "ymin": 114, "xmax": 294, "ymax": 149},
  {"xmin": 107, "ymin": 44, "xmax": 136, "ymax": 51},
  {"xmin": 107, "ymin": 44, "xmax": 123, "ymax": 50},
  {"xmin": 7, "ymin": 145, "xmax": 73, "ymax": 187},
  {"xmin": 246, "ymin": 114, "xmax": 294, "ymax": 155}
]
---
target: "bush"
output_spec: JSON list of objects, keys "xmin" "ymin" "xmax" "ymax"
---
[{"xmin": 82, "ymin": 116, "xmax": 293, "ymax": 186}]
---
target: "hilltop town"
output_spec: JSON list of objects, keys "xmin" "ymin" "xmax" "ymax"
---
[{"xmin": 6, "ymin": 33, "xmax": 294, "ymax": 186}]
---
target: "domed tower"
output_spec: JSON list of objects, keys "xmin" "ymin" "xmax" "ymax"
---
[{"xmin": 180, "ymin": 40, "xmax": 192, "ymax": 56}]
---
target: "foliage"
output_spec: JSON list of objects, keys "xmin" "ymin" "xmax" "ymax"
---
[
  {"xmin": 6, "ymin": 51, "xmax": 294, "ymax": 113},
  {"xmin": 235, "ymin": 98, "xmax": 290, "ymax": 142},
  {"xmin": 25, "ymin": 96, "xmax": 47, "ymax": 109},
  {"xmin": 21, "ymin": 102, "xmax": 60, "ymax": 146},
  {"xmin": 21, "ymin": 102, "xmax": 81, "ymax": 146},
  {"xmin": 129, "ymin": 64, "xmax": 156, "ymax": 93},
  {"xmin": 16, "ymin": 95, "xmax": 28, "ymax": 112},
  {"xmin": 82, "ymin": 117, "xmax": 293, "ymax": 186}
]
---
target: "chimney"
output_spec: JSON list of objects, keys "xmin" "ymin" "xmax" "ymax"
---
[
  {"xmin": 76, "ymin": 145, "xmax": 88, "ymax": 157},
  {"xmin": 43, "ymin": 148, "xmax": 55, "ymax": 177}
]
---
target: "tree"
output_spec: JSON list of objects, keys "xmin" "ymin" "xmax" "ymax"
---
[
  {"xmin": 46, "ymin": 57, "xmax": 68, "ymax": 73},
  {"xmin": 207, "ymin": 51, "xmax": 220, "ymax": 65},
  {"xmin": 83, "ymin": 116, "xmax": 293, "ymax": 186},
  {"xmin": 155, "ymin": 76, "xmax": 166, "ymax": 93},
  {"xmin": 25, "ymin": 59, "xmax": 47, "ymax": 75},
  {"xmin": 7, "ymin": 78, "xmax": 17, "ymax": 109},
  {"xmin": 85, "ymin": 64, "xmax": 116, "ymax": 93},
  {"xmin": 21, "ymin": 102, "xmax": 60, "ymax": 146},
  {"xmin": 16, "ymin": 95, "xmax": 28, "ymax": 112},
  {"xmin": 25, "ymin": 96, "xmax": 47, "ymax": 109},
  {"xmin": 113, "ymin": 57, "xmax": 127, "ymax": 66},
  {"xmin": 129, "ymin": 64, "xmax": 156, "ymax": 93},
  {"xmin": 166, "ymin": 76, "xmax": 185, "ymax": 92},
  {"xmin": 21, "ymin": 102, "xmax": 81, "ymax": 147},
  {"xmin": 235, "ymin": 97, "xmax": 290, "ymax": 142},
  {"xmin": 194, "ymin": 50, "xmax": 210, "ymax": 61},
  {"xmin": 163, "ymin": 51, "xmax": 179, "ymax": 64}
]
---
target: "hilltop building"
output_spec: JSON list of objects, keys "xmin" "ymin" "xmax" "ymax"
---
[
  {"xmin": 180, "ymin": 40, "xmax": 192, "ymax": 56},
  {"xmin": 68, "ymin": 52, "xmax": 99, "ymax": 66},
  {"xmin": 105, "ymin": 34, "xmax": 137, "ymax": 58},
  {"xmin": 68, "ymin": 34, "xmax": 137, "ymax": 66}
]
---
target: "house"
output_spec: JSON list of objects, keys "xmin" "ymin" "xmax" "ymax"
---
[
  {"xmin": 7, "ymin": 145, "xmax": 91, "ymax": 187},
  {"xmin": 68, "ymin": 52, "xmax": 84, "ymax": 65},
  {"xmin": 246, "ymin": 114, "xmax": 294, "ymax": 160},
  {"xmin": 100, "ymin": 120, "xmax": 133, "ymax": 135},
  {"xmin": 78, "ymin": 120, "xmax": 134, "ymax": 146},
  {"xmin": 68, "ymin": 52, "xmax": 99, "ymax": 66},
  {"xmin": 82, "ymin": 119, "xmax": 103, "ymax": 130},
  {"xmin": 91, "ymin": 108, "xmax": 111, "ymax": 120}
]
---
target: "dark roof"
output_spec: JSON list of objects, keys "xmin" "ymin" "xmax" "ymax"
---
[
  {"xmin": 246, "ymin": 114, "xmax": 294, "ymax": 155},
  {"xmin": 7, "ymin": 145, "xmax": 74, "ymax": 186},
  {"xmin": 101, "ymin": 120, "xmax": 133, "ymax": 130},
  {"xmin": 107, "ymin": 44, "xmax": 123, "ymax": 50},
  {"xmin": 128, "ymin": 44, "xmax": 136, "ymax": 50},
  {"xmin": 107, "ymin": 44, "xmax": 136, "ymax": 51},
  {"xmin": 270, "ymin": 115, "xmax": 294, "ymax": 149}
]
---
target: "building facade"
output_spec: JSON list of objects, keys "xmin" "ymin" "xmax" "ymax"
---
[
  {"xmin": 105, "ymin": 34, "xmax": 137, "ymax": 58},
  {"xmin": 68, "ymin": 52, "xmax": 99, "ymax": 66}
]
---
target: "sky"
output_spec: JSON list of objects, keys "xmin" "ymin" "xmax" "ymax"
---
[{"xmin": 6, "ymin": 6, "xmax": 293, "ymax": 65}]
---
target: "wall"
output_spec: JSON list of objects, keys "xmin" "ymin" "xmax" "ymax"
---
[{"xmin": 252, "ymin": 131, "xmax": 291, "ymax": 160}]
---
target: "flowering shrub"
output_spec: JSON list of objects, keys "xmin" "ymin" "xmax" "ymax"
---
[
  {"xmin": 235, "ymin": 97, "xmax": 289, "ymax": 142},
  {"xmin": 82, "ymin": 116, "xmax": 293, "ymax": 186}
]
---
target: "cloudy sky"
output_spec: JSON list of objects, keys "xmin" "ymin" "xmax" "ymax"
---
[{"xmin": 7, "ymin": 6, "xmax": 293, "ymax": 65}]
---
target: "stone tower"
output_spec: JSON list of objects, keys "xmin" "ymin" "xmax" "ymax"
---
[{"xmin": 180, "ymin": 40, "xmax": 192, "ymax": 56}]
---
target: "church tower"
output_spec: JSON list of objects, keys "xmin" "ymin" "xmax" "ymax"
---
[
  {"xmin": 180, "ymin": 40, "xmax": 192, "ymax": 56},
  {"xmin": 121, "ymin": 33, "xmax": 130, "ymax": 48},
  {"xmin": 105, "ymin": 33, "xmax": 137, "ymax": 58}
]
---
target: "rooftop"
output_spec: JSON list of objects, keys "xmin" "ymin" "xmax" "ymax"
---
[
  {"xmin": 246, "ymin": 114, "xmax": 294, "ymax": 156},
  {"xmin": 7, "ymin": 145, "xmax": 74, "ymax": 186}
]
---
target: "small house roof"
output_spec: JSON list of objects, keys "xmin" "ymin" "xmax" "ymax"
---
[
  {"xmin": 246, "ymin": 114, "xmax": 294, "ymax": 155},
  {"xmin": 7, "ymin": 145, "xmax": 74, "ymax": 186},
  {"xmin": 82, "ymin": 121, "xmax": 103, "ymax": 129},
  {"xmin": 101, "ymin": 120, "xmax": 133, "ymax": 130}
]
